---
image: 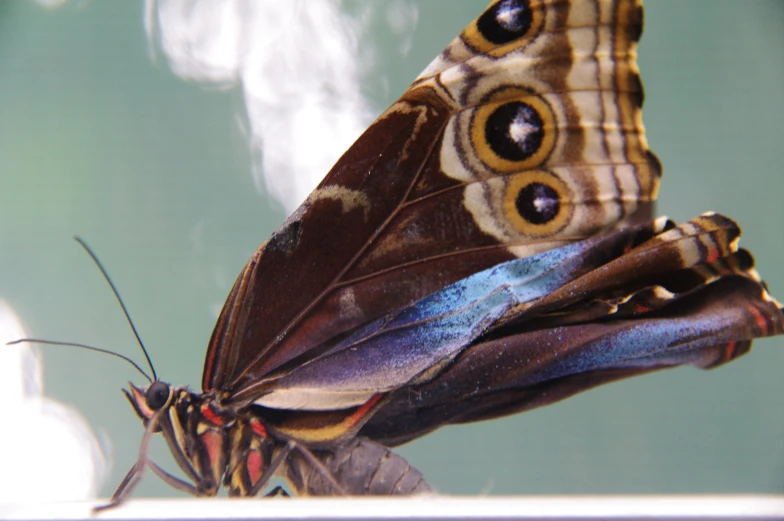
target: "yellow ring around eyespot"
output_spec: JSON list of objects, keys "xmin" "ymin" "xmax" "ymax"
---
[
  {"xmin": 462, "ymin": 0, "xmax": 545, "ymax": 56},
  {"xmin": 470, "ymin": 87, "xmax": 557, "ymax": 174},
  {"xmin": 502, "ymin": 170, "xmax": 572, "ymax": 238}
]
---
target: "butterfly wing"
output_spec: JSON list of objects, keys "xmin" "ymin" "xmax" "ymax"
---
[
  {"xmin": 204, "ymin": 0, "xmax": 660, "ymax": 403},
  {"xmin": 362, "ymin": 266, "xmax": 783, "ymax": 446},
  {"xmin": 255, "ymin": 213, "xmax": 783, "ymax": 445}
]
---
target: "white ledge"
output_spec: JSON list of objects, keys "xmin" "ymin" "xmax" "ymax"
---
[{"xmin": 0, "ymin": 495, "xmax": 782, "ymax": 521}]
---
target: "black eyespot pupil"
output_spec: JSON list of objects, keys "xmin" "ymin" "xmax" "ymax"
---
[
  {"xmin": 477, "ymin": 0, "xmax": 532, "ymax": 45},
  {"xmin": 486, "ymin": 101, "xmax": 544, "ymax": 162},
  {"xmin": 145, "ymin": 382, "xmax": 170, "ymax": 410},
  {"xmin": 516, "ymin": 182, "xmax": 559, "ymax": 225}
]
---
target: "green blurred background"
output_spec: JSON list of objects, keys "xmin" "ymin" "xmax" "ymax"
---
[{"xmin": 0, "ymin": 0, "xmax": 782, "ymax": 499}]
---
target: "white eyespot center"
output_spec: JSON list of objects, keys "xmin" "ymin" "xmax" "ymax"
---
[
  {"xmin": 509, "ymin": 109, "xmax": 539, "ymax": 149},
  {"xmin": 497, "ymin": 0, "xmax": 525, "ymax": 31},
  {"xmin": 533, "ymin": 193, "xmax": 557, "ymax": 215}
]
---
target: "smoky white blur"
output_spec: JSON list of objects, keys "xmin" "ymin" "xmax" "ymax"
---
[{"xmin": 0, "ymin": 300, "xmax": 106, "ymax": 502}]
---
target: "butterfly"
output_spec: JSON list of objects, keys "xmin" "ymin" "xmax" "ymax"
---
[{"xmin": 89, "ymin": 0, "xmax": 783, "ymax": 505}]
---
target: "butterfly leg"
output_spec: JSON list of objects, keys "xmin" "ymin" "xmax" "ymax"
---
[
  {"xmin": 147, "ymin": 460, "xmax": 199, "ymax": 496},
  {"xmin": 93, "ymin": 460, "xmax": 144, "ymax": 512},
  {"xmin": 290, "ymin": 442, "xmax": 346, "ymax": 496},
  {"xmin": 247, "ymin": 440, "xmax": 294, "ymax": 497},
  {"xmin": 247, "ymin": 440, "xmax": 346, "ymax": 497},
  {"xmin": 93, "ymin": 408, "xmax": 163, "ymax": 512},
  {"xmin": 265, "ymin": 486, "xmax": 289, "ymax": 497}
]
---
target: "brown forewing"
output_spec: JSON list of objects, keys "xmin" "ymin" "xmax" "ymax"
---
[
  {"xmin": 202, "ymin": 90, "xmax": 481, "ymax": 395},
  {"xmin": 203, "ymin": 0, "xmax": 656, "ymax": 402}
]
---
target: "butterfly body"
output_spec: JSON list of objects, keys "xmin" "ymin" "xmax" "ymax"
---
[
  {"xmin": 123, "ymin": 383, "xmax": 429, "ymax": 497},
  {"xmin": 109, "ymin": 0, "xmax": 783, "ymax": 504}
]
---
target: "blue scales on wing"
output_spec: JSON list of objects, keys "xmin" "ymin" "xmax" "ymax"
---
[{"xmin": 255, "ymin": 212, "xmax": 783, "ymax": 448}]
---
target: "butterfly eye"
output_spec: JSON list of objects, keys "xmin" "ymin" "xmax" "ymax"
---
[{"xmin": 145, "ymin": 381, "xmax": 171, "ymax": 410}]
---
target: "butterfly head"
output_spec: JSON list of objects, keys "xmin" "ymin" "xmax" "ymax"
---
[{"xmin": 124, "ymin": 381, "xmax": 175, "ymax": 425}]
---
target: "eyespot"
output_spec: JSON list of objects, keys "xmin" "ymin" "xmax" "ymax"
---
[
  {"xmin": 503, "ymin": 170, "xmax": 572, "ymax": 237},
  {"xmin": 478, "ymin": 0, "xmax": 533, "ymax": 45},
  {"xmin": 463, "ymin": 0, "xmax": 544, "ymax": 56},
  {"xmin": 471, "ymin": 87, "xmax": 557, "ymax": 173},
  {"xmin": 515, "ymin": 182, "xmax": 558, "ymax": 224},
  {"xmin": 145, "ymin": 381, "xmax": 171, "ymax": 410},
  {"xmin": 486, "ymin": 101, "xmax": 544, "ymax": 162}
]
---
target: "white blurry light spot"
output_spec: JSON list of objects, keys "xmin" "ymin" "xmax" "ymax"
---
[
  {"xmin": 385, "ymin": 0, "xmax": 419, "ymax": 56},
  {"xmin": 32, "ymin": 0, "xmax": 70, "ymax": 8},
  {"xmin": 146, "ymin": 0, "xmax": 242, "ymax": 85},
  {"xmin": 0, "ymin": 300, "xmax": 106, "ymax": 502},
  {"xmin": 146, "ymin": 0, "xmax": 376, "ymax": 212}
]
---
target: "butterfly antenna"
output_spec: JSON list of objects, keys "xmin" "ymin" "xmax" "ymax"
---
[
  {"xmin": 74, "ymin": 236, "xmax": 158, "ymax": 382},
  {"xmin": 7, "ymin": 338, "xmax": 152, "ymax": 382}
]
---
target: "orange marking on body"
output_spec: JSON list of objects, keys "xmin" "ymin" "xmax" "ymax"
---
[
  {"xmin": 201, "ymin": 403, "xmax": 225, "ymax": 426},
  {"xmin": 250, "ymin": 418, "xmax": 267, "ymax": 438},
  {"xmin": 706, "ymin": 247, "xmax": 720, "ymax": 264},
  {"xmin": 346, "ymin": 393, "xmax": 384, "ymax": 429},
  {"xmin": 723, "ymin": 341, "xmax": 737, "ymax": 361},
  {"xmin": 634, "ymin": 303, "xmax": 649, "ymax": 314},
  {"xmin": 247, "ymin": 449, "xmax": 263, "ymax": 486},
  {"xmin": 748, "ymin": 305, "xmax": 769, "ymax": 335},
  {"xmin": 273, "ymin": 393, "xmax": 386, "ymax": 443}
]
